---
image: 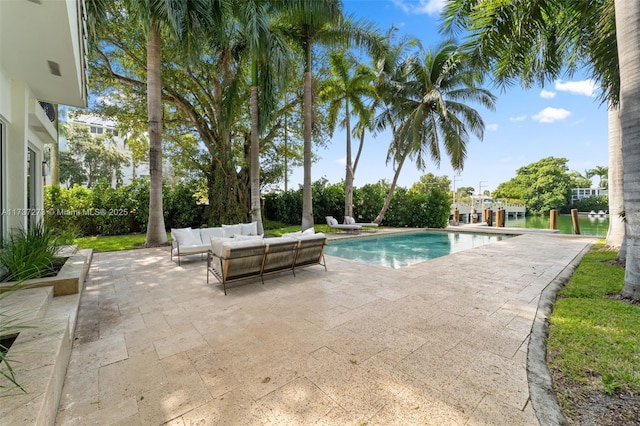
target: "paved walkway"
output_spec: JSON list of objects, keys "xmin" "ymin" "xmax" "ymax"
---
[{"xmin": 55, "ymin": 232, "xmax": 593, "ymax": 425}]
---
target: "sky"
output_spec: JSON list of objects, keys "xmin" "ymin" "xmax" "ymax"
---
[{"xmin": 287, "ymin": 0, "xmax": 609, "ymax": 194}]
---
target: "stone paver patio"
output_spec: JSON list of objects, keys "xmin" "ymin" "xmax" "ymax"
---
[{"xmin": 54, "ymin": 231, "xmax": 594, "ymax": 425}]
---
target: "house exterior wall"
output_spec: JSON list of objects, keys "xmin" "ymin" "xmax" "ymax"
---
[{"xmin": 0, "ymin": 0, "xmax": 88, "ymax": 241}]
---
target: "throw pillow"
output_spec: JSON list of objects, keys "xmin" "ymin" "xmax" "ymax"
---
[{"xmin": 241, "ymin": 221, "xmax": 258, "ymax": 236}]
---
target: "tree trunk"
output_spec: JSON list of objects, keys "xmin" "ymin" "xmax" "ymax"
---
[
  {"xmin": 374, "ymin": 152, "xmax": 406, "ymax": 224},
  {"xmin": 145, "ymin": 23, "xmax": 167, "ymax": 246},
  {"xmin": 250, "ymin": 85, "xmax": 264, "ymax": 234},
  {"xmin": 344, "ymin": 101, "xmax": 353, "ymax": 219},
  {"xmin": 615, "ymin": 0, "xmax": 640, "ymax": 300},
  {"xmin": 606, "ymin": 105, "xmax": 625, "ymax": 250},
  {"xmin": 301, "ymin": 69, "xmax": 314, "ymax": 230}
]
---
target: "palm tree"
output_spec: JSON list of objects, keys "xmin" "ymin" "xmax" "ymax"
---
[
  {"xmin": 238, "ymin": 0, "xmax": 291, "ymax": 235},
  {"xmin": 374, "ymin": 41, "xmax": 496, "ymax": 223},
  {"xmin": 442, "ymin": 0, "xmax": 625, "ymax": 246},
  {"xmin": 588, "ymin": 165, "xmax": 609, "ymax": 189},
  {"xmin": 318, "ymin": 51, "xmax": 375, "ymax": 219},
  {"xmin": 280, "ymin": 1, "xmax": 384, "ymax": 230},
  {"xmin": 113, "ymin": 0, "xmax": 228, "ymax": 246},
  {"xmin": 442, "ymin": 0, "xmax": 636, "ymax": 297},
  {"xmin": 614, "ymin": 0, "xmax": 640, "ymax": 300}
]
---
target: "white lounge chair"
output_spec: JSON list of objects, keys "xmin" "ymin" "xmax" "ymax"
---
[
  {"xmin": 344, "ymin": 216, "xmax": 379, "ymax": 228},
  {"xmin": 325, "ymin": 216, "xmax": 361, "ymax": 232}
]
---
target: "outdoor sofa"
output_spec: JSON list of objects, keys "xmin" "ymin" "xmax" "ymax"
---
[
  {"xmin": 207, "ymin": 231, "xmax": 328, "ymax": 295},
  {"xmin": 170, "ymin": 222, "xmax": 262, "ymax": 265}
]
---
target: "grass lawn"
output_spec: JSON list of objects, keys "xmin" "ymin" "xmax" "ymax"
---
[{"xmin": 547, "ymin": 241, "xmax": 640, "ymax": 421}]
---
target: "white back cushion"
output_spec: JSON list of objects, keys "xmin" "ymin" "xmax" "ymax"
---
[
  {"xmin": 171, "ymin": 228, "xmax": 201, "ymax": 246},
  {"xmin": 241, "ymin": 221, "xmax": 258, "ymax": 236},
  {"xmin": 302, "ymin": 227, "xmax": 315, "ymax": 235},
  {"xmin": 222, "ymin": 224, "xmax": 243, "ymax": 238},
  {"xmin": 345, "ymin": 216, "xmax": 356, "ymax": 224},
  {"xmin": 200, "ymin": 227, "xmax": 224, "ymax": 242}
]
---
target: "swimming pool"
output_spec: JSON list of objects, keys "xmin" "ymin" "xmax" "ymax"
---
[{"xmin": 324, "ymin": 231, "xmax": 512, "ymax": 268}]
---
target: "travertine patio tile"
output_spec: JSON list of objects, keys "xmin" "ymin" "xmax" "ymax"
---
[
  {"xmin": 306, "ymin": 347, "xmax": 397, "ymax": 418},
  {"xmin": 152, "ymin": 323, "xmax": 209, "ymax": 359},
  {"xmin": 257, "ymin": 376, "xmax": 338, "ymax": 424},
  {"xmin": 178, "ymin": 389, "xmax": 264, "ymax": 425},
  {"xmin": 98, "ymin": 351, "xmax": 166, "ymax": 401},
  {"xmin": 136, "ymin": 355, "xmax": 213, "ymax": 425},
  {"xmin": 99, "ymin": 310, "xmax": 146, "ymax": 338},
  {"xmin": 468, "ymin": 394, "xmax": 538, "ymax": 425},
  {"xmin": 54, "ymin": 233, "xmax": 595, "ymax": 425},
  {"xmin": 56, "ymin": 395, "xmax": 138, "ymax": 426},
  {"xmin": 459, "ymin": 348, "xmax": 530, "ymax": 410},
  {"xmin": 368, "ymin": 381, "xmax": 470, "ymax": 425}
]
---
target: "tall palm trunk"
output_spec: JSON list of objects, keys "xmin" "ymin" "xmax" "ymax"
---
[
  {"xmin": 250, "ymin": 84, "xmax": 264, "ymax": 235},
  {"xmin": 374, "ymin": 151, "xmax": 406, "ymax": 224},
  {"xmin": 302, "ymin": 67, "xmax": 314, "ymax": 230},
  {"xmin": 344, "ymin": 101, "xmax": 353, "ymax": 219},
  {"xmin": 606, "ymin": 105, "xmax": 624, "ymax": 251},
  {"xmin": 146, "ymin": 24, "xmax": 167, "ymax": 246},
  {"xmin": 615, "ymin": 0, "xmax": 640, "ymax": 300}
]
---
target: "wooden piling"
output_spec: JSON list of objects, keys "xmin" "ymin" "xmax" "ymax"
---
[
  {"xmin": 549, "ymin": 209, "xmax": 557, "ymax": 230},
  {"xmin": 570, "ymin": 209, "xmax": 580, "ymax": 234},
  {"xmin": 487, "ymin": 209, "xmax": 493, "ymax": 226},
  {"xmin": 454, "ymin": 209, "xmax": 460, "ymax": 223},
  {"xmin": 497, "ymin": 208, "xmax": 505, "ymax": 227}
]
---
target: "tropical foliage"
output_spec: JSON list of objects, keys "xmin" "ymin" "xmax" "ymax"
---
[
  {"xmin": 493, "ymin": 157, "xmax": 585, "ymax": 215},
  {"xmin": 60, "ymin": 124, "xmax": 129, "ymax": 188},
  {"xmin": 263, "ymin": 178, "xmax": 450, "ymax": 228}
]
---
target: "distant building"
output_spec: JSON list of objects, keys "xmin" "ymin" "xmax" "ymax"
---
[
  {"xmin": 59, "ymin": 114, "xmax": 149, "ymax": 186},
  {"xmin": 571, "ymin": 187, "xmax": 608, "ymax": 204}
]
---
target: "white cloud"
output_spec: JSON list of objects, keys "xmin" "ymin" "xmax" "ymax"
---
[
  {"xmin": 509, "ymin": 115, "xmax": 527, "ymax": 122},
  {"xmin": 392, "ymin": 0, "xmax": 445, "ymax": 16},
  {"xmin": 532, "ymin": 107, "xmax": 572, "ymax": 123},
  {"xmin": 336, "ymin": 157, "xmax": 346, "ymax": 166},
  {"xmin": 554, "ymin": 79, "xmax": 598, "ymax": 97},
  {"xmin": 540, "ymin": 89, "xmax": 556, "ymax": 99},
  {"xmin": 486, "ymin": 124, "xmax": 499, "ymax": 131}
]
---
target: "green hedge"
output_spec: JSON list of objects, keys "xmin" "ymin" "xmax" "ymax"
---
[
  {"xmin": 263, "ymin": 180, "xmax": 450, "ymax": 228},
  {"xmin": 45, "ymin": 178, "xmax": 452, "ymax": 237},
  {"xmin": 44, "ymin": 179, "xmax": 205, "ymax": 236}
]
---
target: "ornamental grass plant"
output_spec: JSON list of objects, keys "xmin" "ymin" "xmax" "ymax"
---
[{"xmin": 0, "ymin": 222, "xmax": 61, "ymax": 282}]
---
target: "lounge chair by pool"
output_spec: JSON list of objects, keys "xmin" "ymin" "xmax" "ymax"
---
[
  {"xmin": 325, "ymin": 216, "xmax": 361, "ymax": 232},
  {"xmin": 344, "ymin": 216, "xmax": 379, "ymax": 228}
]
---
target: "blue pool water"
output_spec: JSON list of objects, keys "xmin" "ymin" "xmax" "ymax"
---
[{"xmin": 325, "ymin": 231, "xmax": 511, "ymax": 268}]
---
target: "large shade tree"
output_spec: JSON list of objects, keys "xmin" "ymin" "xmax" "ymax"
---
[
  {"xmin": 90, "ymin": 0, "xmax": 229, "ymax": 246},
  {"xmin": 89, "ymin": 2, "xmax": 308, "ymax": 226}
]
